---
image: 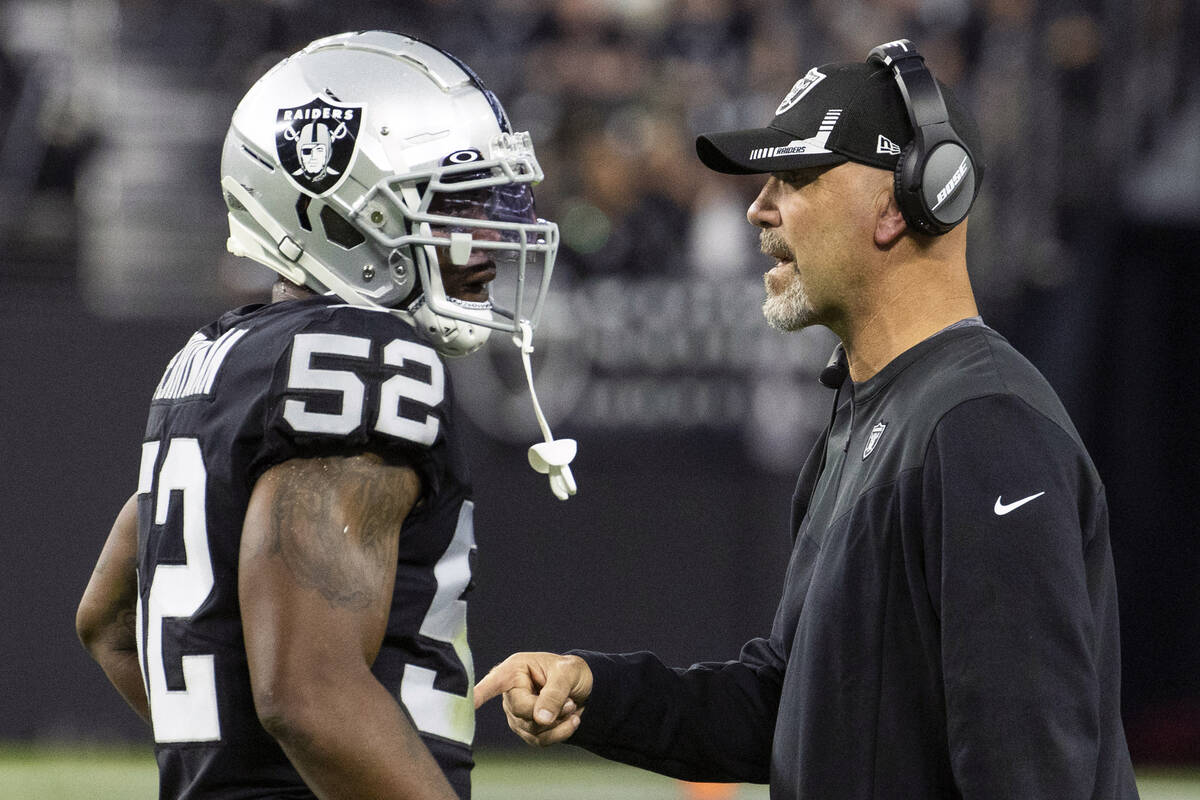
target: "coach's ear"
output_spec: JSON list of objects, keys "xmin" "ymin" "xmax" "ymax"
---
[{"xmin": 874, "ymin": 184, "xmax": 907, "ymax": 248}]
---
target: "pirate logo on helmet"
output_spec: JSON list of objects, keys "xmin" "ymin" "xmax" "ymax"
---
[{"xmin": 275, "ymin": 96, "xmax": 363, "ymax": 196}]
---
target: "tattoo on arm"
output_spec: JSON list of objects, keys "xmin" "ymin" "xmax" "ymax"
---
[
  {"xmin": 263, "ymin": 455, "xmax": 420, "ymax": 610},
  {"xmin": 88, "ymin": 529, "xmax": 140, "ymax": 654}
]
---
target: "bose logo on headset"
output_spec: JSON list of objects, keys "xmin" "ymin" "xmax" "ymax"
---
[
  {"xmin": 933, "ymin": 155, "xmax": 970, "ymax": 211},
  {"xmin": 866, "ymin": 39, "xmax": 978, "ymax": 236}
]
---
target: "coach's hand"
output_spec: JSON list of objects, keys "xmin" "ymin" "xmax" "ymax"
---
[{"xmin": 475, "ymin": 652, "xmax": 592, "ymax": 747}]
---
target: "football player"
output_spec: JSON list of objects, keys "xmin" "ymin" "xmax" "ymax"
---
[{"xmin": 76, "ymin": 31, "xmax": 573, "ymax": 800}]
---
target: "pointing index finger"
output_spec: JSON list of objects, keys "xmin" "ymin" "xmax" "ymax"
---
[{"xmin": 474, "ymin": 660, "xmax": 531, "ymax": 709}]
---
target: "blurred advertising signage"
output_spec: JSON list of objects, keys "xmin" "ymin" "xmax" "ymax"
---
[{"xmin": 450, "ymin": 276, "xmax": 836, "ymax": 472}]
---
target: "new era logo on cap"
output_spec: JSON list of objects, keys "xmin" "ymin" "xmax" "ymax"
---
[{"xmin": 876, "ymin": 135, "xmax": 901, "ymax": 155}]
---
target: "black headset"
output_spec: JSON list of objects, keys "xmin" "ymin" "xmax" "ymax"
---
[{"xmin": 867, "ymin": 40, "xmax": 977, "ymax": 236}]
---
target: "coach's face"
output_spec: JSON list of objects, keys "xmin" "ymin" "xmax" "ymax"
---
[{"xmin": 747, "ymin": 162, "xmax": 884, "ymax": 332}]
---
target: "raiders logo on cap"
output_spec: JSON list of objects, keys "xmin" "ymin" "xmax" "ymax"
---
[{"xmin": 275, "ymin": 96, "xmax": 363, "ymax": 196}]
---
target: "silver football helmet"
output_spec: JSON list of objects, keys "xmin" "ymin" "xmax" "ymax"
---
[
  {"xmin": 220, "ymin": 30, "xmax": 559, "ymax": 359},
  {"xmin": 221, "ymin": 31, "xmax": 576, "ymax": 499}
]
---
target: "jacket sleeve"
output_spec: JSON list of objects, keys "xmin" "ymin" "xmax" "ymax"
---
[
  {"xmin": 566, "ymin": 635, "xmax": 784, "ymax": 783},
  {"xmin": 923, "ymin": 394, "xmax": 1109, "ymax": 799}
]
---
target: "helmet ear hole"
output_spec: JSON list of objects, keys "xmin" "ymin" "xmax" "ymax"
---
[
  {"xmin": 320, "ymin": 205, "xmax": 366, "ymax": 249},
  {"xmin": 295, "ymin": 194, "xmax": 313, "ymax": 231}
]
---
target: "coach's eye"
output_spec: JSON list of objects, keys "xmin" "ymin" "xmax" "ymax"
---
[{"xmin": 774, "ymin": 167, "xmax": 826, "ymax": 189}]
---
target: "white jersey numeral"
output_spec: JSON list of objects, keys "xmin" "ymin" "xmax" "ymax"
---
[
  {"xmin": 280, "ymin": 333, "xmax": 446, "ymax": 443},
  {"xmin": 137, "ymin": 438, "xmax": 221, "ymax": 743},
  {"xmin": 283, "ymin": 333, "xmax": 370, "ymax": 434},
  {"xmin": 401, "ymin": 501, "xmax": 476, "ymax": 745},
  {"xmin": 283, "ymin": 333, "xmax": 444, "ymax": 444},
  {"xmin": 376, "ymin": 339, "xmax": 445, "ymax": 446}
]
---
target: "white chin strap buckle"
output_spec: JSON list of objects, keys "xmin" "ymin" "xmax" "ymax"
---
[
  {"xmin": 528, "ymin": 439, "xmax": 577, "ymax": 501},
  {"xmin": 517, "ymin": 321, "xmax": 577, "ymax": 500},
  {"xmin": 449, "ymin": 231, "xmax": 472, "ymax": 265}
]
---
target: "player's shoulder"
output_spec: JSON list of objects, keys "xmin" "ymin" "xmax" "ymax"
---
[
  {"xmin": 182, "ymin": 295, "xmax": 455, "ymax": 480},
  {"xmin": 210, "ymin": 296, "xmax": 434, "ymax": 375},
  {"xmin": 229, "ymin": 296, "xmax": 423, "ymax": 343},
  {"xmin": 154, "ymin": 296, "xmax": 437, "ymax": 407}
]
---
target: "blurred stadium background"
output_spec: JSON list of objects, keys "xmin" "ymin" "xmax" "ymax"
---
[{"xmin": 1, "ymin": 0, "xmax": 1197, "ymax": 794}]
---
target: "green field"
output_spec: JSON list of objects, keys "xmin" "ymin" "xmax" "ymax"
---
[{"xmin": 0, "ymin": 744, "xmax": 1196, "ymax": 799}]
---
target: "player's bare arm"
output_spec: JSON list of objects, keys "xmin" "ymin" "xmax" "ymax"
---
[
  {"xmin": 475, "ymin": 652, "xmax": 592, "ymax": 747},
  {"xmin": 76, "ymin": 493, "xmax": 150, "ymax": 723},
  {"xmin": 240, "ymin": 452, "xmax": 458, "ymax": 800}
]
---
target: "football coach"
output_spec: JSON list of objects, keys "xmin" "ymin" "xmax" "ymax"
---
[{"xmin": 476, "ymin": 39, "xmax": 1139, "ymax": 800}]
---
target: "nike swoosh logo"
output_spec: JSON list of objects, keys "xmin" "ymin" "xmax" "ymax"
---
[{"xmin": 994, "ymin": 492, "xmax": 1046, "ymax": 515}]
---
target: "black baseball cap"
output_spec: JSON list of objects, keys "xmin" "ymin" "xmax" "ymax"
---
[{"xmin": 696, "ymin": 60, "xmax": 983, "ymax": 176}]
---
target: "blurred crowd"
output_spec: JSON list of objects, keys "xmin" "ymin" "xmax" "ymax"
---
[{"xmin": 0, "ymin": 0, "xmax": 1196, "ymax": 313}]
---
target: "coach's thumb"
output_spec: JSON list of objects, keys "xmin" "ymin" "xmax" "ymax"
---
[{"xmin": 533, "ymin": 680, "xmax": 571, "ymax": 725}]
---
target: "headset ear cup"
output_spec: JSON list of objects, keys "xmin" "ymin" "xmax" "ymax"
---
[
  {"xmin": 920, "ymin": 141, "xmax": 974, "ymax": 233},
  {"xmin": 893, "ymin": 141, "xmax": 928, "ymax": 234}
]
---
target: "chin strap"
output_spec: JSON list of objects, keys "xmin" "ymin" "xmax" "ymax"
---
[{"xmin": 517, "ymin": 320, "xmax": 577, "ymax": 500}]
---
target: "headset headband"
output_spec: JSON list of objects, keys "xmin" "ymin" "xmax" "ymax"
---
[{"xmin": 868, "ymin": 41, "xmax": 950, "ymax": 130}]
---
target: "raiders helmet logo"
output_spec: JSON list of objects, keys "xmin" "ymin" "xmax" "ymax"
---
[{"xmin": 275, "ymin": 97, "xmax": 363, "ymax": 196}]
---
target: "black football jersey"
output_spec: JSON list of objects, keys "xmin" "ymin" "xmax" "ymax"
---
[{"xmin": 134, "ymin": 295, "xmax": 476, "ymax": 799}]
